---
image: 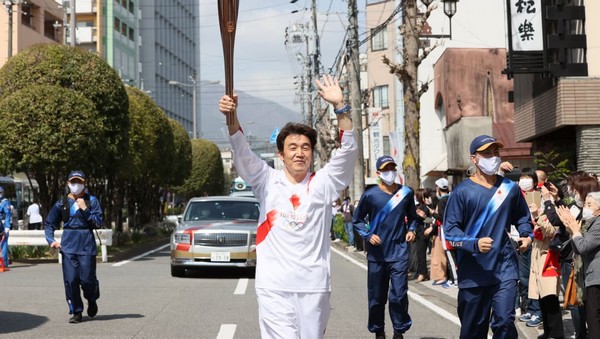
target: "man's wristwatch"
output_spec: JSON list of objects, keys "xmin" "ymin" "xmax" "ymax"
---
[{"xmin": 334, "ymin": 104, "xmax": 351, "ymax": 114}]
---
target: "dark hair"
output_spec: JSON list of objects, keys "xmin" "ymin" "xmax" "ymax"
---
[
  {"xmin": 566, "ymin": 171, "xmax": 587, "ymax": 188},
  {"xmin": 415, "ymin": 188, "xmax": 430, "ymax": 205},
  {"xmin": 276, "ymin": 123, "xmax": 317, "ymax": 152},
  {"xmin": 572, "ymin": 174, "xmax": 600, "ymax": 201},
  {"xmin": 520, "ymin": 167, "xmax": 538, "ymax": 188}
]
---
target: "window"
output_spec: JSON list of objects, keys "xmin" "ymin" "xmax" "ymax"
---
[
  {"xmin": 121, "ymin": 23, "xmax": 127, "ymax": 36},
  {"xmin": 114, "ymin": 18, "xmax": 120, "ymax": 31},
  {"xmin": 371, "ymin": 27, "xmax": 387, "ymax": 51},
  {"xmin": 129, "ymin": 1, "xmax": 134, "ymax": 13},
  {"xmin": 129, "ymin": 27, "xmax": 134, "ymax": 41},
  {"xmin": 373, "ymin": 85, "xmax": 389, "ymax": 109}
]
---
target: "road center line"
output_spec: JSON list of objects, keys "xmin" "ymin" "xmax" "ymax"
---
[
  {"xmin": 112, "ymin": 244, "xmax": 170, "ymax": 267},
  {"xmin": 234, "ymin": 278, "xmax": 249, "ymax": 295},
  {"xmin": 216, "ymin": 324, "xmax": 237, "ymax": 339},
  {"xmin": 331, "ymin": 246, "xmax": 462, "ymax": 327}
]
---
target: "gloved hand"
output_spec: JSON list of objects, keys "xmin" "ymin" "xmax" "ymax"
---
[{"xmin": 548, "ymin": 234, "xmax": 565, "ymax": 252}]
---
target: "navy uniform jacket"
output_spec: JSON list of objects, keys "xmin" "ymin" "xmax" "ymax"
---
[
  {"xmin": 45, "ymin": 194, "xmax": 103, "ymax": 255},
  {"xmin": 353, "ymin": 184, "xmax": 418, "ymax": 262},
  {"xmin": 443, "ymin": 176, "xmax": 532, "ymax": 289}
]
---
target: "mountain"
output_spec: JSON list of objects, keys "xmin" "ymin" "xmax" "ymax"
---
[{"xmin": 198, "ymin": 84, "xmax": 302, "ymax": 148}]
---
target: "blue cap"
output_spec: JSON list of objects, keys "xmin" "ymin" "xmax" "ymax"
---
[
  {"xmin": 469, "ymin": 135, "xmax": 504, "ymax": 155},
  {"xmin": 67, "ymin": 170, "xmax": 86, "ymax": 182},
  {"xmin": 376, "ymin": 155, "xmax": 397, "ymax": 171}
]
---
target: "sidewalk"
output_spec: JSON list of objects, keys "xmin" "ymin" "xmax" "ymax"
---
[{"xmin": 332, "ymin": 240, "xmax": 577, "ymax": 339}]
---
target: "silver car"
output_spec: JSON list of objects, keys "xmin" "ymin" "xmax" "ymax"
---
[{"xmin": 170, "ymin": 196, "xmax": 260, "ymax": 277}]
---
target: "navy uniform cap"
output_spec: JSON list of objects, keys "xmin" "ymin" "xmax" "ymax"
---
[{"xmin": 68, "ymin": 170, "xmax": 86, "ymax": 182}]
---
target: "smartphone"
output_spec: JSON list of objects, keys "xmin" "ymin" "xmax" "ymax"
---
[{"xmin": 525, "ymin": 191, "xmax": 542, "ymax": 207}]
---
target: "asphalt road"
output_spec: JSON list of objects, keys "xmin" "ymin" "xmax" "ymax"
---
[{"xmin": 0, "ymin": 244, "xmax": 540, "ymax": 339}]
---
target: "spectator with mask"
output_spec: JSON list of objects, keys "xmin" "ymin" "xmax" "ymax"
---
[
  {"xmin": 515, "ymin": 168, "xmax": 543, "ymax": 328},
  {"xmin": 558, "ymin": 191, "xmax": 600, "ymax": 339},
  {"xmin": 550, "ymin": 172, "xmax": 600, "ymax": 339},
  {"xmin": 427, "ymin": 178, "xmax": 450, "ymax": 285}
]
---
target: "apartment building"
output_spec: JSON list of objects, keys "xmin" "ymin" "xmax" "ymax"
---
[
  {"xmin": 71, "ymin": 0, "xmax": 198, "ymax": 135},
  {"xmin": 0, "ymin": 0, "xmax": 64, "ymax": 67}
]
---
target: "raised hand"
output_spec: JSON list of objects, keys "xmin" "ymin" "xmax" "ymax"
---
[{"xmin": 315, "ymin": 74, "xmax": 343, "ymax": 108}]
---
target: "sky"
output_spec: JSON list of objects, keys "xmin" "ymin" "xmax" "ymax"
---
[{"xmin": 198, "ymin": 0, "xmax": 370, "ymax": 114}]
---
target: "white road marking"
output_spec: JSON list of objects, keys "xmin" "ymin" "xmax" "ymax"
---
[
  {"xmin": 331, "ymin": 246, "xmax": 463, "ymax": 326},
  {"xmin": 234, "ymin": 278, "xmax": 249, "ymax": 295},
  {"xmin": 216, "ymin": 324, "xmax": 237, "ymax": 339},
  {"xmin": 112, "ymin": 243, "xmax": 170, "ymax": 267}
]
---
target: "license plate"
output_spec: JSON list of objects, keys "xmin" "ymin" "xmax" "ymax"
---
[{"xmin": 211, "ymin": 252, "xmax": 230, "ymax": 262}]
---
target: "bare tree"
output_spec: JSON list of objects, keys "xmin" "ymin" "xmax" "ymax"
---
[{"xmin": 382, "ymin": 0, "xmax": 435, "ymax": 189}]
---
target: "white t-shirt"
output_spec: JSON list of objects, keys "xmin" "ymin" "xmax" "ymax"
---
[
  {"xmin": 27, "ymin": 203, "xmax": 43, "ymax": 223},
  {"xmin": 230, "ymin": 129, "xmax": 357, "ymax": 292}
]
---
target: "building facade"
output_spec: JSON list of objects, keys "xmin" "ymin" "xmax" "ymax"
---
[
  {"xmin": 71, "ymin": 0, "xmax": 198, "ymax": 136},
  {"xmin": 364, "ymin": 0, "xmax": 534, "ymax": 189},
  {"xmin": 0, "ymin": 0, "xmax": 64, "ymax": 67},
  {"xmin": 507, "ymin": 0, "xmax": 600, "ymax": 176},
  {"xmin": 139, "ymin": 0, "xmax": 198, "ymax": 137},
  {"xmin": 434, "ymin": 48, "xmax": 532, "ymax": 181}
]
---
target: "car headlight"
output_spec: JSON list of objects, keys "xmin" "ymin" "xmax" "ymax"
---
[
  {"xmin": 174, "ymin": 233, "xmax": 191, "ymax": 244},
  {"xmin": 250, "ymin": 233, "xmax": 257, "ymax": 246}
]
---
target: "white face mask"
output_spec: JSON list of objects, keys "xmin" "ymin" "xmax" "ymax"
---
[
  {"xmin": 582, "ymin": 208, "xmax": 597, "ymax": 220},
  {"xmin": 379, "ymin": 170, "xmax": 397, "ymax": 185},
  {"xmin": 68, "ymin": 182, "xmax": 85, "ymax": 195},
  {"xmin": 518, "ymin": 178, "xmax": 534, "ymax": 192},
  {"xmin": 476, "ymin": 156, "xmax": 501, "ymax": 176}
]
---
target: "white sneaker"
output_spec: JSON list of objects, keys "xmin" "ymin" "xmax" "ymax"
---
[{"xmin": 333, "ymin": 239, "xmax": 341, "ymax": 242}]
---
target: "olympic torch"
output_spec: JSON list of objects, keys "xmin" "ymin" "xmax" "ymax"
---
[{"xmin": 218, "ymin": 0, "xmax": 239, "ymax": 126}]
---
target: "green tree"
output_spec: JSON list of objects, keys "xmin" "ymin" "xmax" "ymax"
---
[
  {"xmin": 0, "ymin": 43, "xmax": 129, "ymax": 221},
  {"xmin": 0, "ymin": 85, "xmax": 103, "ymax": 210},
  {"xmin": 124, "ymin": 86, "xmax": 174, "ymax": 228},
  {"xmin": 534, "ymin": 150, "xmax": 573, "ymax": 183},
  {"xmin": 179, "ymin": 139, "xmax": 225, "ymax": 198},
  {"xmin": 167, "ymin": 119, "xmax": 192, "ymax": 187}
]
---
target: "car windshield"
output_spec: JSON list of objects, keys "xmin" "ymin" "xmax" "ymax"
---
[{"xmin": 183, "ymin": 201, "xmax": 260, "ymax": 221}]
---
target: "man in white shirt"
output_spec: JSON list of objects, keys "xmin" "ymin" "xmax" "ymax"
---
[
  {"xmin": 27, "ymin": 200, "xmax": 43, "ymax": 230},
  {"xmin": 219, "ymin": 74, "xmax": 357, "ymax": 338}
]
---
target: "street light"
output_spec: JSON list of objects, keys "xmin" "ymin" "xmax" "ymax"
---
[
  {"xmin": 168, "ymin": 78, "xmax": 219, "ymax": 139},
  {"xmin": 442, "ymin": 0, "xmax": 459, "ymax": 38},
  {"xmin": 419, "ymin": 0, "xmax": 459, "ymax": 40}
]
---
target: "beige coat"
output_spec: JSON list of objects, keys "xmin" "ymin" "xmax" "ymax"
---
[{"xmin": 529, "ymin": 215, "xmax": 561, "ymax": 299}]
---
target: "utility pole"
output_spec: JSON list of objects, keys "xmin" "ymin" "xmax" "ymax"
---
[
  {"xmin": 305, "ymin": 0, "xmax": 319, "ymax": 128},
  {"xmin": 347, "ymin": 0, "xmax": 365, "ymax": 201},
  {"xmin": 5, "ymin": 0, "xmax": 13, "ymax": 60},
  {"xmin": 70, "ymin": 0, "xmax": 76, "ymax": 46}
]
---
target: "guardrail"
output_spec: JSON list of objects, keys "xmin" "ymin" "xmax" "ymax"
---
[{"xmin": 7, "ymin": 229, "xmax": 113, "ymax": 263}]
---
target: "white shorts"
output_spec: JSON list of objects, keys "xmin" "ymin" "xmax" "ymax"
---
[{"xmin": 256, "ymin": 288, "xmax": 331, "ymax": 339}]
